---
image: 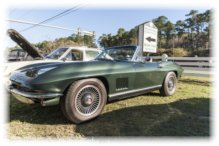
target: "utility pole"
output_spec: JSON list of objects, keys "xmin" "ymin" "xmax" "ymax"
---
[
  {"xmin": 92, "ymin": 31, "xmax": 96, "ymax": 37},
  {"xmin": 77, "ymin": 27, "xmax": 81, "ymax": 36}
]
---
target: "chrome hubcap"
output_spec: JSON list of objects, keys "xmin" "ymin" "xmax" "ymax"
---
[
  {"xmin": 75, "ymin": 85, "xmax": 101, "ymax": 116},
  {"xmin": 168, "ymin": 77, "xmax": 174, "ymax": 91},
  {"xmin": 82, "ymin": 94, "xmax": 94, "ymax": 106}
]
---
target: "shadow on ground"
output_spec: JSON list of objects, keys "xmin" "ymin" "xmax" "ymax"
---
[
  {"xmin": 179, "ymin": 79, "xmax": 211, "ymax": 86},
  {"xmin": 9, "ymin": 96, "xmax": 210, "ymax": 136},
  {"xmin": 76, "ymin": 97, "xmax": 210, "ymax": 136}
]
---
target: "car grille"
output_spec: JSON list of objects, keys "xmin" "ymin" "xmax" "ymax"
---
[
  {"xmin": 11, "ymin": 82, "xmax": 33, "ymax": 92},
  {"xmin": 116, "ymin": 78, "xmax": 128, "ymax": 91}
]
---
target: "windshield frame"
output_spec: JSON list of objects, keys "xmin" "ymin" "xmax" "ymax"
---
[
  {"xmin": 46, "ymin": 47, "xmax": 70, "ymax": 60},
  {"xmin": 95, "ymin": 46, "xmax": 141, "ymax": 62}
]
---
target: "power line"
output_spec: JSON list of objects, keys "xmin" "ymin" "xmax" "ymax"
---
[
  {"xmin": 46, "ymin": 7, "xmax": 81, "ymax": 23},
  {"xmin": 19, "ymin": 6, "xmax": 81, "ymax": 32},
  {"xmin": 7, "ymin": 19, "xmax": 96, "ymax": 36},
  {"xmin": 19, "ymin": 6, "xmax": 79, "ymax": 32}
]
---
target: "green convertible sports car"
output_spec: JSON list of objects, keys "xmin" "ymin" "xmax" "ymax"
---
[{"xmin": 8, "ymin": 45, "xmax": 183, "ymax": 123}]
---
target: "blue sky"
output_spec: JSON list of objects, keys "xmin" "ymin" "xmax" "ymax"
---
[{"xmin": 7, "ymin": 8, "xmax": 209, "ymax": 47}]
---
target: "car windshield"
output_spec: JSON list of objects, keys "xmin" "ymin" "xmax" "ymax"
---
[
  {"xmin": 46, "ymin": 48, "xmax": 68, "ymax": 59},
  {"xmin": 9, "ymin": 50, "xmax": 26, "ymax": 58},
  {"xmin": 9, "ymin": 51, "xmax": 18, "ymax": 57},
  {"xmin": 95, "ymin": 46, "xmax": 136, "ymax": 61}
]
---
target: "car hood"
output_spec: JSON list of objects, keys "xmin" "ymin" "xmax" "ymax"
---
[
  {"xmin": 17, "ymin": 61, "xmax": 68, "ymax": 71},
  {"xmin": 4, "ymin": 59, "xmax": 63, "ymax": 76},
  {"xmin": 7, "ymin": 29, "xmax": 44, "ymax": 59}
]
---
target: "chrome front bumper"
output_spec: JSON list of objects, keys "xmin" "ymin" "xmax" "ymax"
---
[{"xmin": 8, "ymin": 85, "xmax": 63, "ymax": 106}]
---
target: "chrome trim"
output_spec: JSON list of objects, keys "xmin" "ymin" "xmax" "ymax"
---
[
  {"xmin": 109, "ymin": 85, "xmax": 162, "ymax": 98},
  {"xmin": 131, "ymin": 46, "xmax": 142, "ymax": 62},
  {"xmin": 75, "ymin": 85, "xmax": 101, "ymax": 116},
  {"xmin": 41, "ymin": 97, "xmax": 60, "ymax": 106},
  {"xmin": 9, "ymin": 88, "xmax": 63, "ymax": 99}
]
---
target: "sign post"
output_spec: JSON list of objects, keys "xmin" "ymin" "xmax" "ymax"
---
[{"xmin": 138, "ymin": 21, "xmax": 158, "ymax": 54}]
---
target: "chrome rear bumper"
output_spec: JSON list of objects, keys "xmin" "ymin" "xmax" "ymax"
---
[{"xmin": 8, "ymin": 85, "xmax": 63, "ymax": 106}]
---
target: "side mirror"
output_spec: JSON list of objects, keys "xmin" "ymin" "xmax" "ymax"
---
[
  {"xmin": 136, "ymin": 57, "xmax": 145, "ymax": 63},
  {"xmin": 145, "ymin": 56, "xmax": 152, "ymax": 62},
  {"xmin": 162, "ymin": 54, "xmax": 168, "ymax": 62}
]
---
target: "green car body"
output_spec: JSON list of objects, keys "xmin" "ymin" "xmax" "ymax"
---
[{"xmin": 9, "ymin": 45, "xmax": 183, "ymax": 123}]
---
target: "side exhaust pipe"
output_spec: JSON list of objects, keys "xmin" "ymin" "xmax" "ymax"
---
[{"xmin": 40, "ymin": 97, "xmax": 60, "ymax": 106}]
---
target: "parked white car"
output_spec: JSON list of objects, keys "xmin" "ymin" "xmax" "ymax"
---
[
  {"xmin": 5, "ymin": 47, "xmax": 101, "ymax": 76},
  {"xmin": 4, "ymin": 29, "xmax": 101, "ymax": 84}
]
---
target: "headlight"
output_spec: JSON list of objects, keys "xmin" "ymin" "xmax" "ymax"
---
[{"xmin": 26, "ymin": 67, "xmax": 56, "ymax": 77}]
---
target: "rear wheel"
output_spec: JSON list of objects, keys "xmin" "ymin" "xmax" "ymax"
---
[
  {"xmin": 159, "ymin": 72, "xmax": 177, "ymax": 96},
  {"xmin": 61, "ymin": 78, "xmax": 107, "ymax": 123}
]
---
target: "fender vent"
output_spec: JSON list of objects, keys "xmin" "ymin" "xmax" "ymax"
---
[{"xmin": 116, "ymin": 78, "xmax": 128, "ymax": 91}]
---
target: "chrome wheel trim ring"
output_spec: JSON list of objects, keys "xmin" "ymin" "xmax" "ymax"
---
[
  {"xmin": 167, "ymin": 76, "xmax": 175, "ymax": 91},
  {"xmin": 74, "ymin": 85, "xmax": 101, "ymax": 116}
]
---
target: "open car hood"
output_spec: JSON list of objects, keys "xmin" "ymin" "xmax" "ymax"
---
[{"xmin": 7, "ymin": 29, "xmax": 44, "ymax": 59}]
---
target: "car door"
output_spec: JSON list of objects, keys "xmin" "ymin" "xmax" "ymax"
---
[
  {"xmin": 110, "ymin": 61, "xmax": 136, "ymax": 93},
  {"xmin": 133, "ymin": 61, "xmax": 163, "ymax": 89}
]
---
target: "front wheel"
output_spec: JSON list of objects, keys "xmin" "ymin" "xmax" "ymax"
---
[
  {"xmin": 61, "ymin": 78, "xmax": 107, "ymax": 123},
  {"xmin": 159, "ymin": 72, "xmax": 177, "ymax": 96}
]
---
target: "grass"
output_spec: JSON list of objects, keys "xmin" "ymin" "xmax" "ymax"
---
[{"xmin": 8, "ymin": 76, "xmax": 211, "ymax": 138}]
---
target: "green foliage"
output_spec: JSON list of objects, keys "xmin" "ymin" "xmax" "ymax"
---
[
  {"xmin": 173, "ymin": 48, "xmax": 190, "ymax": 57},
  {"xmin": 98, "ymin": 27, "xmax": 138, "ymax": 47},
  {"xmin": 192, "ymin": 49, "xmax": 211, "ymax": 57},
  {"xmin": 98, "ymin": 9, "xmax": 212, "ymax": 57},
  {"xmin": 155, "ymin": 48, "xmax": 189, "ymax": 57},
  {"xmin": 8, "ymin": 9, "xmax": 211, "ymax": 57},
  {"xmin": 35, "ymin": 34, "xmax": 97, "ymax": 53}
]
